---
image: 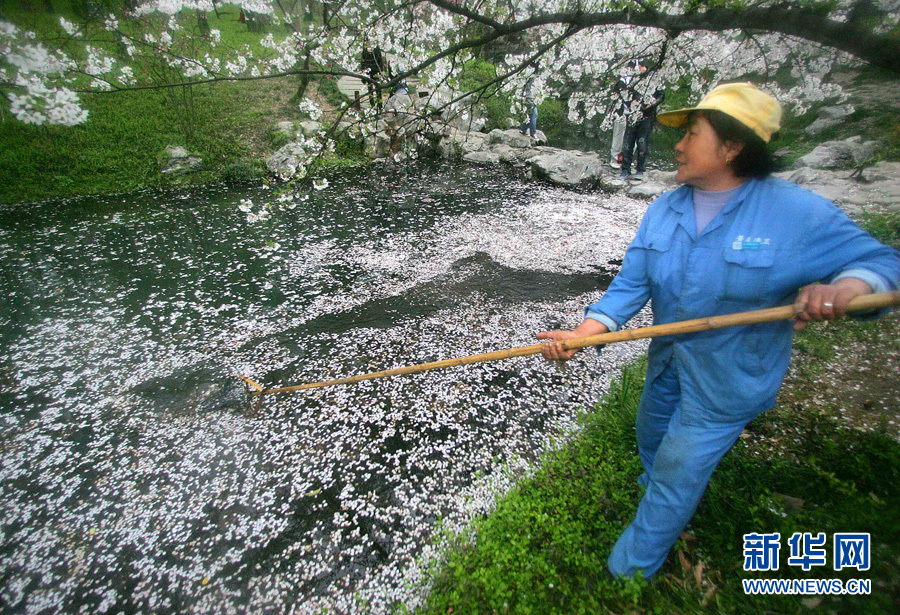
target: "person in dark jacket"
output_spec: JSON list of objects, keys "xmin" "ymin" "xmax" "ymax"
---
[
  {"xmin": 619, "ymin": 61, "xmax": 664, "ymax": 181},
  {"xmin": 361, "ymin": 45, "xmax": 388, "ymax": 109}
]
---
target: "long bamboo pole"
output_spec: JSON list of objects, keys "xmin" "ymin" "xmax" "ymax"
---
[{"xmin": 236, "ymin": 290, "xmax": 900, "ymax": 397}]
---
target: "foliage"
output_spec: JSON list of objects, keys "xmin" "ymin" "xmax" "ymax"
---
[
  {"xmin": 0, "ymin": 74, "xmax": 298, "ymax": 203},
  {"xmin": 421, "ymin": 360, "xmax": 647, "ymax": 615},
  {"xmin": 222, "ymin": 158, "xmax": 264, "ymax": 182},
  {"xmin": 419, "ymin": 314, "xmax": 900, "ymax": 614},
  {"xmin": 457, "ymin": 59, "xmax": 511, "ymax": 131},
  {"xmin": 859, "ymin": 211, "xmax": 900, "ymax": 248},
  {"xmin": 536, "ymin": 97, "xmax": 567, "ymax": 139},
  {"xmin": 2, "ymin": 1, "xmax": 899, "ymax": 182}
]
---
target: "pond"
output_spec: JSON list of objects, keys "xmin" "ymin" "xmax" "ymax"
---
[{"xmin": 0, "ymin": 161, "xmax": 653, "ymax": 614}]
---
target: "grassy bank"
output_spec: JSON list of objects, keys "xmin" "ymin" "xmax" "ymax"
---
[
  {"xmin": 0, "ymin": 3, "xmax": 356, "ymax": 204},
  {"xmin": 0, "ymin": 76, "xmax": 301, "ymax": 203},
  {"xmin": 417, "ymin": 218, "xmax": 900, "ymax": 614}
]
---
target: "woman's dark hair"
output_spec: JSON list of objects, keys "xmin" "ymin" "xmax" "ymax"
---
[{"xmin": 692, "ymin": 109, "xmax": 778, "ymax": 178}]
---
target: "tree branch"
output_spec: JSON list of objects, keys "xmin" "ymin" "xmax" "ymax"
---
[{"xmin": 425, "ymin": 1, "xmax": 900, "ymax": 73}]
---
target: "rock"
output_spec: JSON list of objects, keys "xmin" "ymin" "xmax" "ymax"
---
[
  {"xmin": 488, "ymin": 128, "xmax": 543, "ymax": 149},
  {"xmin": 776, "ymin": 162, "xmax": 900, "ymax": 215},
  {"xmin": 773, "ymin": 146, "xmax": 794, "ymax": 161},
  {"xmin": 529, "ymin": 150, "xmax": 604, "ymax": 187},
  {"xmin": 489, "ymin": 142, "xmax": 542, "ymax": 164},
  {"xmin": 861, "ymin": 161, "xmax": 900, "ymax": 183},
  {"xmin": 804, "ymin": 105, "xmax": 854, "ymax": 135},
  {"xmin": 299, "ymin": 121, "xmax": 321, "ymax": 137},
  {"xmin": 490, "ymin": 144, "xmax": 519, "ymax": 164},
  {"xmin": 793, "ymin": 136, "xmax": 879, "ymax": 170},
  {"xmin": 159, "ymin": 145, "xmax": 201, "ymax": 176},
  {"xmin": 439, "ymin": 129, "xmax": 489, "ymax": 158},
  {"xmin": 335, "ymin": 120, "xmax": 360, "ymax": 139},
  {"xmin": 386, "ymin": 92, "xmax": 414, "ymax": 113},
  {"xmin": 266, "ymin": 141, "xmax": 310, "ymax": 178},
  {"xmin": 627, "ymin": 180, "xmax": 670, "ymax": 200},
  {"xmin": 274, "ymin": 121, "xmax": 296, "ymax": 134},
  {"xmin": 463, "ymin": 151, "xmax": 500, "ymax": 165},
  {"xmin": 645, "ymin": 169, "xmax": 677, "ymax": 184}
]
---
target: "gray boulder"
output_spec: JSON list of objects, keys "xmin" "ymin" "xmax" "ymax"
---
[
  {"xmin": 160, "ymin": 145, "xmax": 201, "ymax": 176},
  {"xmin": 793, "ymin": 136, "xmax": 879, "ymax": 170},
  {"xmin": 776, "ymin": 161, "xmax": 900, "ymax": 215},
  {"xmin": 463, "ymin": 151, "xmax": 501, "ymax": 165},
  {"xmin": 299, "ymin": 121, "xmax": 321, "ymax": 137},
  {"xmin": 386, "ymin": 91, "xmax": 414, "ymax": 113},
  {"xmin": 488, "ymin": 128, "xmax": 547, "ymax": 148},
  {"xmin": 439, "ymin": 129, "xmax": 489, "ymax": 157},
  {"xmin": 274, "ymin": 121, "xmax": 296, "ymax": 134},
  {"xmin": 860, "ymin": 160, "xmax": 900, "ymax": 184},
  {"xmin": 627, "ymin": 180, "xmax": 671, "ymax": 200},
  {"xmin": 804, "ymin": 105, "xmax": 854, "ymax": 135},
  {"xmin": 622, "ymin": 170, "xmax": 678, "ymax": 199},
  {"xmin": 266, "ymin": 142, "xmax": 309, "ymax": 178},
  {"xmin": 529, "ymin": 150, "xmax": 604, "ymax": 187}
]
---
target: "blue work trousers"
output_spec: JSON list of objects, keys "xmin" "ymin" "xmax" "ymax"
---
[
  {"xmin": 620, "ymin": 118, "xmax": 654, "ymax": 173},
  {"xmin": 608, "ymin": 360, "xmax": 751, "ymax": 578},
  {"xmin": 520, "ymin": 104, "xmax": 538, "ymax": 137}
]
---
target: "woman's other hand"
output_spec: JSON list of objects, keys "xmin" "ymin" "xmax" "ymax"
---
[
  {"xmin": 537, "ymin": 319, "xmax": 610, "ymax": 361},
  {"xmin": 793, "ymin": 278, "xmax": 873, "ymax": 331}
]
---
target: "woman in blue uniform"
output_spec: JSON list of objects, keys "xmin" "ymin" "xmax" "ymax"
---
[{"xmin": 538, "ymin": 83, "xmax": 900, "ymax": 579}]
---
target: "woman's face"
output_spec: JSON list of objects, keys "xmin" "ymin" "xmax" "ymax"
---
[{"xmin": 674, "ymin": 114, "xmax": 742, "ymax": 190}]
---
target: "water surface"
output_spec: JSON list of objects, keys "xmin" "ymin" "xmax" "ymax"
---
[{"xmin": 0, "ymin": 162, "xmax": 651, "ymax": 613}]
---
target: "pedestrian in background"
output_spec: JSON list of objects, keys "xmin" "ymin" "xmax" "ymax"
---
[
  {"xmin": 519, "ymin": 63, "xmax": 539, "ymax": 139},
  {"xmin": 619, "ymin": 61, "xmax": 664, "ymax": 181}
]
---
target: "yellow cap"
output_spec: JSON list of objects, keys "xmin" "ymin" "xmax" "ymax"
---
[{"xmin": 657, "ymin": 82, "xmax": 782, "ymax": 143}]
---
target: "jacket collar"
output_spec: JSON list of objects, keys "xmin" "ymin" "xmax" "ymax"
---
[{"xmin": 668, "ymin": 178, "xmax": 758, "ymax": 239}]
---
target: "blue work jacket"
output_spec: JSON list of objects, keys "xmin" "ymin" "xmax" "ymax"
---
[{"xmin": 588, "ymin": 177, "xmax": 900, "ymax": 425}]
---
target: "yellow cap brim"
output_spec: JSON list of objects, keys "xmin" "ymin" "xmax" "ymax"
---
[{"xmin": 656, "ymin": 108, "xmax": 693, "ymax": 129}]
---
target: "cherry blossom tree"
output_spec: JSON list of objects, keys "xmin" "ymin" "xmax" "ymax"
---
[{"xmin": 1, "ymin": 0, "xmax": 898, "ymax": 171}]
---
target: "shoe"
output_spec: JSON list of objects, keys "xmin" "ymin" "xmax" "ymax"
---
[
  {"xmin": 633, "ymin": 171, "xmax": 644, "ymax": 181},
  {"xmin": 609, "ymin": 160, "xmax": 621, "ymax": 169},
  {"xmin": 618, "ymin": 170, "xmax": 630, "ymax": 180},
  {"xmin": 519, "ymin": 130, "xmax": 528, "ymax": 135}
]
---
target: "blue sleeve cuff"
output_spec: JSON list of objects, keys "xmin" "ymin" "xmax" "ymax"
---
[
  {"xmin": 831, "ymin": 269, "xmax": 891, "ymax": 294},
  {"xmin": 584, "ymin": 309, "xmax": 620, "ymax": 332},
  {"xmin": 831, "ymin": 269, "xmax": 894, "ymax": 319}
]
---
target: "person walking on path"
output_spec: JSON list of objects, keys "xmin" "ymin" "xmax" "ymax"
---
[
  {"xmin": 538, "ymin": 82, "xmax": 900, "ymax": 580},
  {"xmin": 619, "ymin": 62, "xmax": 664, "ymax": 181},
  {"xmin": 519, "ymin": 64, "xmax": 539, "ymax": 138},
  {"xmin": 608, "ymin": 63, "xmax": 641, "ymax": 169}
]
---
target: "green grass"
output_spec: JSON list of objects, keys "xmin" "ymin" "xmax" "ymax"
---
[
  {"xmin": 0, "ymin": 74, "xmax": 303, "ymax": 202},
  {"xmin": 418, "ymin": 312, "xmax": 900, "ymax": 614},
  {"xmin": 0, "ymin": 3, "xmax": 311, "ymax": 203}
]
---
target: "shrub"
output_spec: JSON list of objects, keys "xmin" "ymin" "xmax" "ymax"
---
[{"xmin": 222, "ymin": 160, "xmax": 263, "ymax": 183}]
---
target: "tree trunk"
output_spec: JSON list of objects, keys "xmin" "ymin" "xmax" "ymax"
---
[{"xmin": 295, "ymin": 50, "xmax": 312, "ymax": 99}]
